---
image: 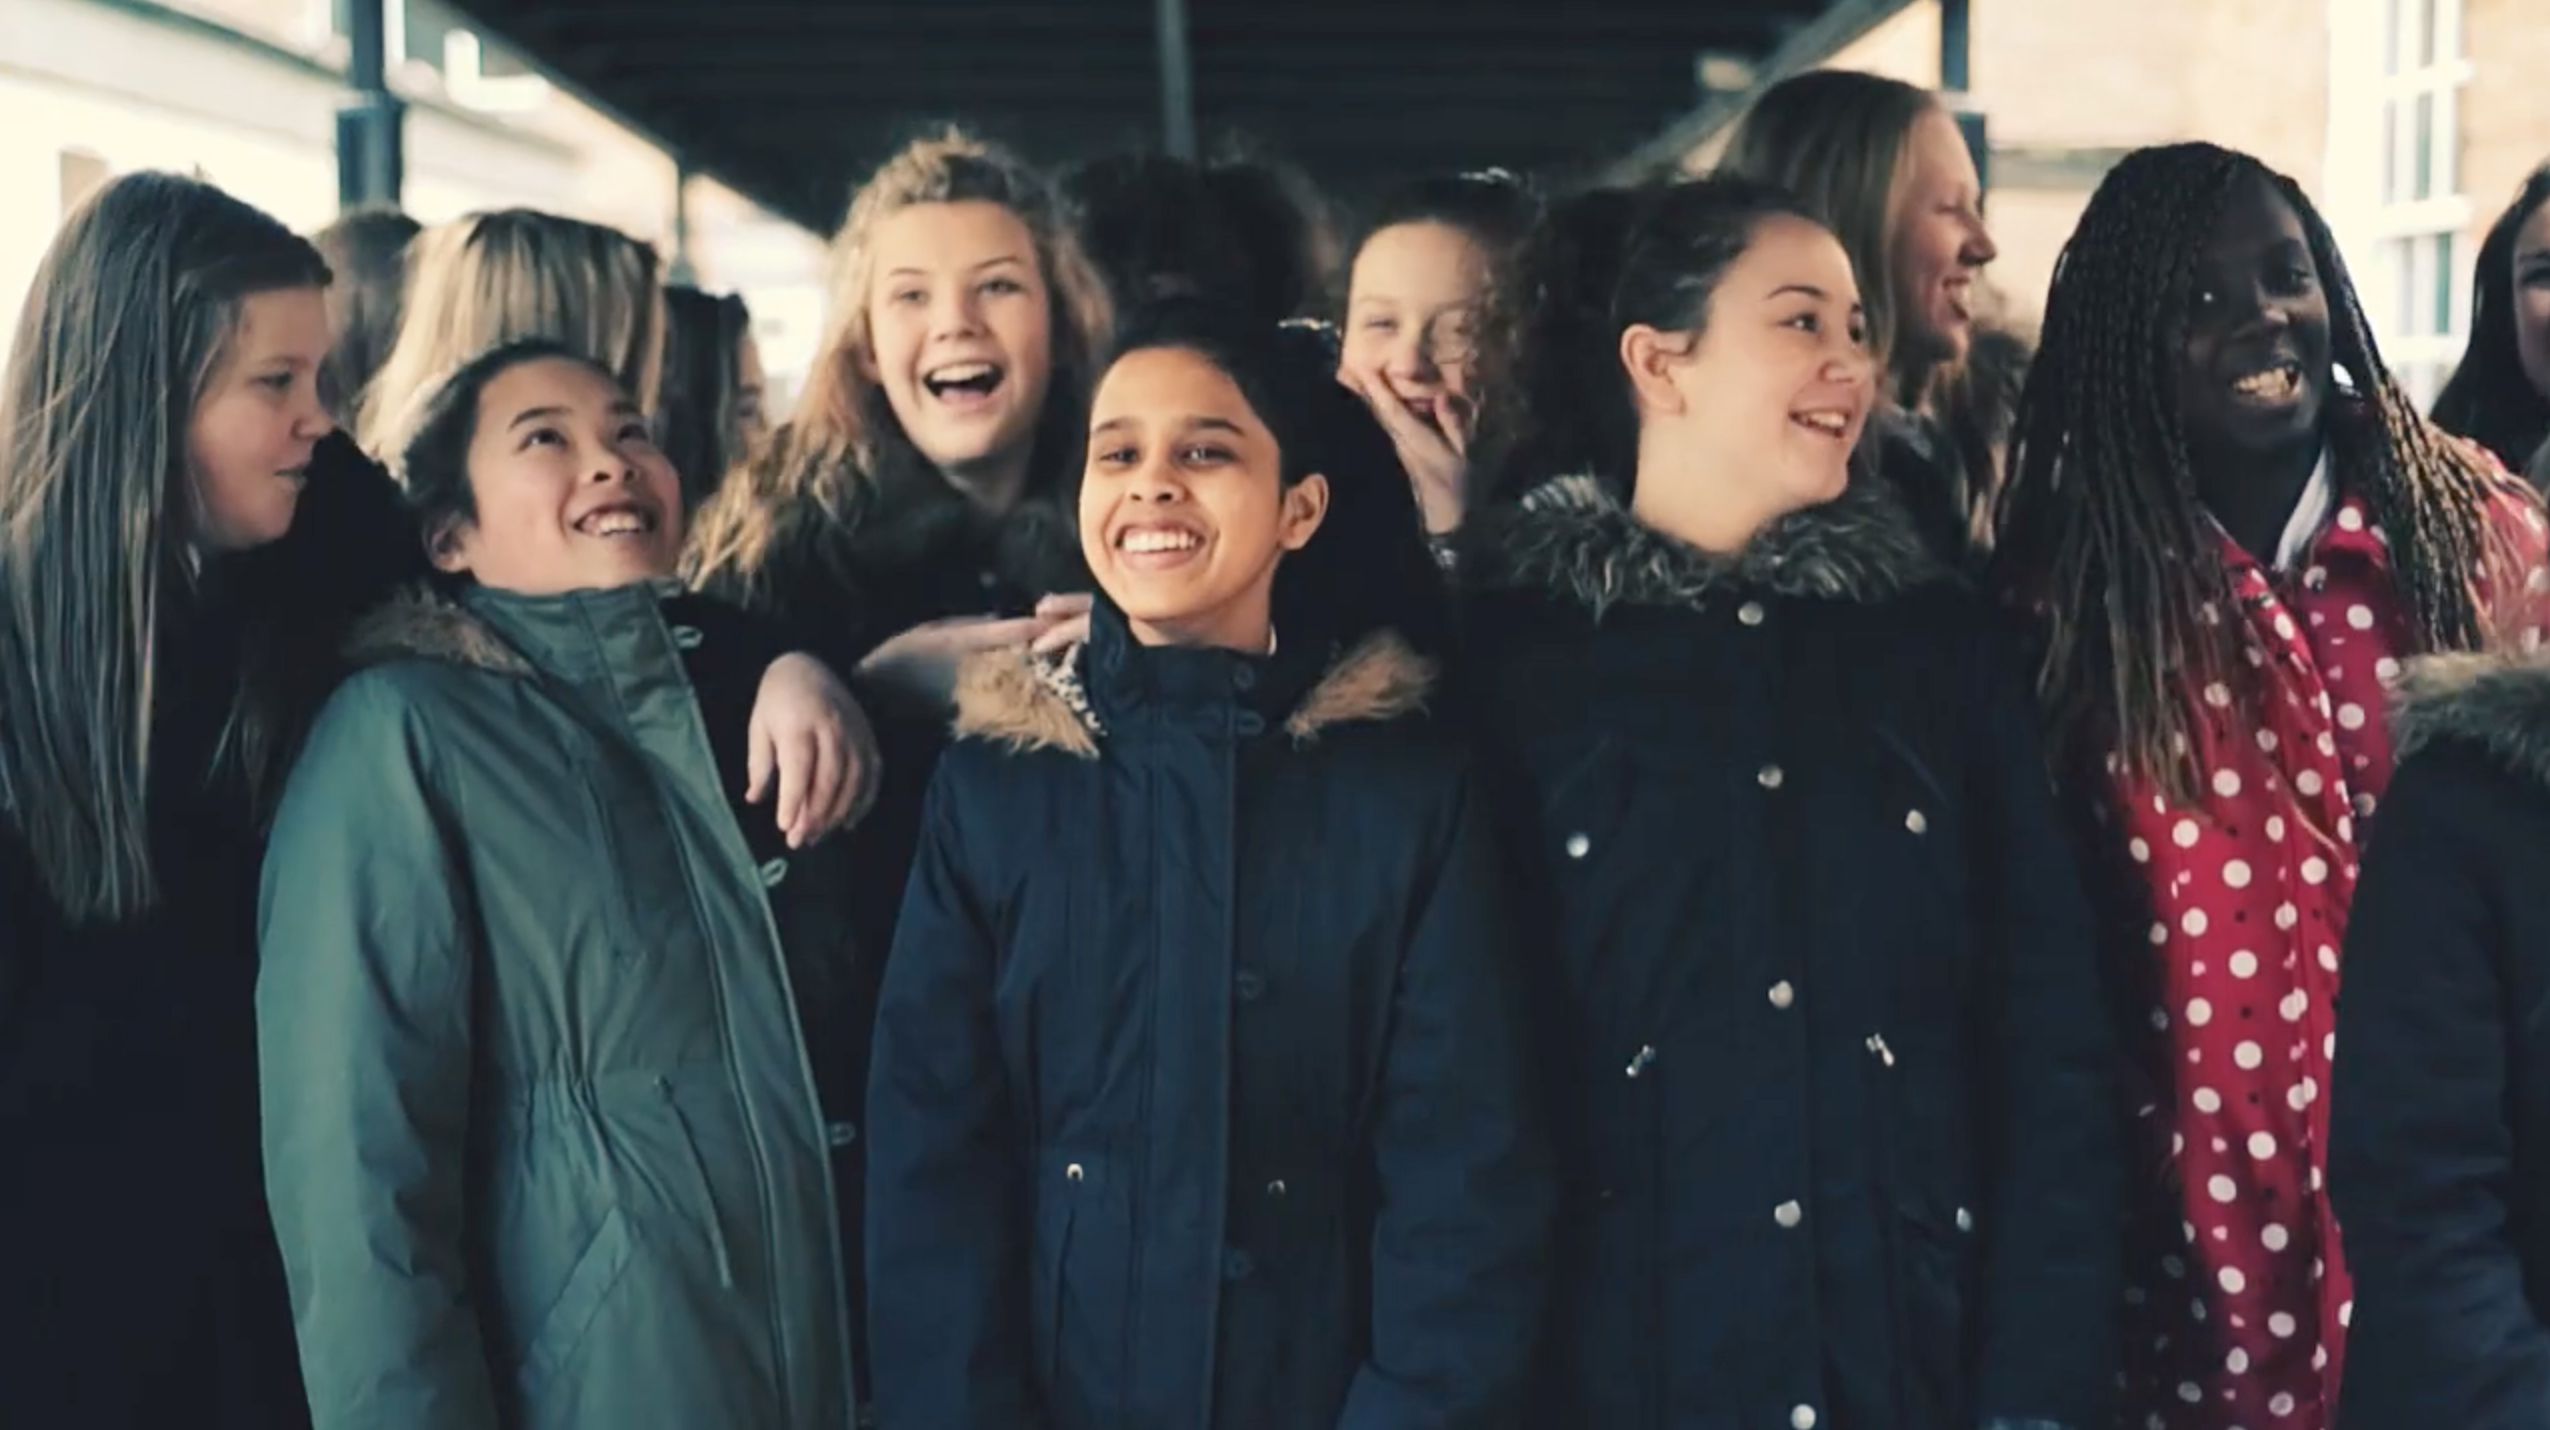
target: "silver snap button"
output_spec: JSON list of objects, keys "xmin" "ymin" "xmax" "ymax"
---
[
  {"xmin": 1768, "ymin": 981, "xmax": 1795, "ymax": 1009},
  {"xmin": 1956, "ymin": 1207, "xmax": 1974, "ymax": 1233},
  {"xmin": 1774, "ymin": 1200, "xmax": 1803, "ymax": 1228},
  {"xmin": 1906, "ymin": 809, "xmax": 1928, "ymax": 835},
  {"xmin": 1065, "ymin": 1162, "xmax": 1085, "ymax": 1182},
  {"xmin": 1757, "ymin": 765, "xmax": 1784, "ymax": 790},
  {"xmin": 1266, "ymin": 1179, "xmax": 1287, "ymax": 1198},
  {"xmin": 1738, "ymin": 601, "xmax": 1766, "ymax": 627},
  {"xmin": 1564, "ymin": 832, "xmax": 1591, "ymax": 859}
]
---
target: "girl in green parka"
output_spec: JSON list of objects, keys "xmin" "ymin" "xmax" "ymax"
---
[{"xmin": 257, "ymin": 340, "xmax": 861, "ymax": 1430}]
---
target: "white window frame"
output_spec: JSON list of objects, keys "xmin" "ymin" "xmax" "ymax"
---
[{"xmin": 2325, "ymin": 0, "xmax": 2474, "ymax": 409}]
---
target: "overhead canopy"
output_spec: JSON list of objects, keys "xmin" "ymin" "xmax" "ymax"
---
[{"xmin": 440, "ymin": 0, "xmax": 1860, "ymax": 235}]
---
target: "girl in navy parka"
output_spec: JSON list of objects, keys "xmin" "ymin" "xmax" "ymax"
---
[{"xmin": 864, "ymin": 303, "xmax": 1550, "ymax": 1430}]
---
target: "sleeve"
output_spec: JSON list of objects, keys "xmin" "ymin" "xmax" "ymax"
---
[
  {"xmin": 2329, "ymin": 746, "xmax": 2550, "ymax": 1430},
  {"xmin": 1337, "ymin": 770, "xmax": 1555, "ymax": 1430},
  {"xmin": 254, "ymin": 675, "xmax": 499, "ymax": 1430},
  {"xmin": 862, "ymin": 758, "xmax": 1043, "ymax": 1430},
  {"xmin": 1965, "ymin": 636, "xmax": 2122, "ymax": 1429}
]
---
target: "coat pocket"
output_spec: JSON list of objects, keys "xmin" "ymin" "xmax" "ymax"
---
[
  {"xmin": 518, "ymin": 1204, "xmax": 635, "ymax": 1399},
  {"xmin": 1892, "ymin": 1204, "xmax": 1978, "ymax": 1429},
  {"xmin": 1033, "ymin": 1151, "xmax": 1131, "ymax": 1425}
]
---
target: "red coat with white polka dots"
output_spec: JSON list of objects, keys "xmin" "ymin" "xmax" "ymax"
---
[{"xmin": 2105, "ymin": 486, "xmax": 2547, "ymax": 1430}]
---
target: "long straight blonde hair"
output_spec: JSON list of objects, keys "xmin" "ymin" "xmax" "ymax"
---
[
  {"xmin": 358, "ymin": 208, "xmax": 663, "ymax": 470},
  {"xmin": 684, "ymin": 129, "xmax": 1113, "ymax": 600},
  {"xmin": 0, "ymin": 172, "xmax": 330, "ymax": 923}
]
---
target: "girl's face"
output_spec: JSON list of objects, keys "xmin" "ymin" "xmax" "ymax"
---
[
  {"xmin": 1340, "ymin": 220, "xmax": 1491, "ymax": 430},
  {"xmin": 2172, "ymin": 174, "xmax": 2332, "ymax": 467},
  {"xmin": 864, "ymin": 200, "xmax": 1056, "ymax": 479},
  {"xmin": 1625, "ymin": 213, "xmax": 1876, "ymax": 545},
  {"xmin": 1887, "ymin": 107, "xmax": 1997, "ymax": 374},
  {"xmin": 2513, "ymin": 198, "xmax": 2550, "ymax": 405},
  {"xmin": 187, "ymin": 286, "xmax": 334, "ymax": 555},
  {"xmin": 433, "ymin": 356, "xmax": 685, "ymax": 594},
  {"xmin": 1080, "ymin": 345, "xmax": 1327, "ymax": 652}
]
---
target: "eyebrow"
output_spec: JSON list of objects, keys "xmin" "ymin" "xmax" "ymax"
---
[
  {"xmin": 1769, "ymin": 283, "xmax": 1837, "ymax": 302},
  {"xmin": 885, "ymin": 254, "xmax": 1029, "ymax": 280},
  {"xmin": 507, "ymin": 404, "xmax": 570, "ymax": 430},
  {"xmin": 1090, "ymin": 414, "xmax": 1247, "ymax": 437}
]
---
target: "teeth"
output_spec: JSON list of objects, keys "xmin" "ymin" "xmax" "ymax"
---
[
  {"xmin": 581, "ymin": 511, "xmax": 651, "ymax": 536},
  {"xmin": 1793, "ymin": 411, "xmax": 1850, "ymax": 434},
  {"xmin": 1121, "ymin": 528, "xmax": 1201, "ymax": 554},
  {"xmin": 928, "ymin": 362, "xmax": 997, "ymax": 385},
  {"xmin": 2235, "ymin": 367, "xmax": 2299, "ymax": 398}
]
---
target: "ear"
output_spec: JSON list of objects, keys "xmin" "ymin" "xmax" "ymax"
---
[
  {"xmin": 426, "ymin": 517, "xmax": 473, "ymax": 577},
  {"xmin": 1277, "ymin": 472, "xmax": 1331, "ymax": 553},
  {"xmin": 1620, "ymin": 324, "xmax": 1692, "ymax": 420},
  {"xmin": 852, "ymin": 338, "xmax": 880, "ymax": 385}
]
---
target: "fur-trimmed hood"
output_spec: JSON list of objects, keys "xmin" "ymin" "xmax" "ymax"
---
[
  {"xmin": 341, "ymin": 584, "xmax": 533, "ymax": 674},
  {"xmin": 1459, "ymin": 472, "xmax": 1944, "ymax": 618},
  {"xmin": 949, "ymin": 629, "xmax": 1436, "ymax": 760},
  {"xmin": 2390, "ymin": 650, "xmax": 2550, "ymax": 792}
]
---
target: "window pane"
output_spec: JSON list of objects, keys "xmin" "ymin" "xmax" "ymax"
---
[
  {"xmin": 2419, "ymin": 0, "xmax": 2439, "ymax": 66},
  {"xmin": 2437, "ymin": 84, "xmax": 2458, "ymax": 197},
  {"xmin": 2415, "ymin": 92, "xmax": 2434, "ymax": 200},
  {"xmin": 2386, "ymin": 0, "xmax": 2404, "ymax": 74},
  {"xmin": 2435, "ymin": 232, "xmax": 2458, "ymax": 336},
  {"xmin": 2383, "ymin": 101, "xmax": 2400, "ymax": 204}
]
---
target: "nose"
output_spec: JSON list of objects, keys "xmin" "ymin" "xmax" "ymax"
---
[
  {"xmin": 929, "ymin": 284, "xmax": 984, "ymax": 341},
  {"xmin": 1960, "ymin": 212, "xmax": 1998, "ymax": 268},
  {"xmin": 292, "ymin": 386, "xmax": 335, "ymax": 440},
  {"xmin": 1823, "ymin": 331, "xmax": 1879, "ymax": 387},
  {"xmin": 1125, "ymin": 452, "xmax": 1186, "ymax": 503},
  {"xmin": 1387, "ymin": 329, "xmax": 1438, "ymax": 384}
]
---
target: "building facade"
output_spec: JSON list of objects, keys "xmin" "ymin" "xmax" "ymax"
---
[{"xmin": 1635, "ymin": 0, "xmax": 2548, "ymax": 410}]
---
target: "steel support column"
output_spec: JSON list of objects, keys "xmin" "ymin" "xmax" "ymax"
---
[
  {"xmin": 1155, "ymin": 0, "xmax": 1197, "ymax": 159},
  {"xmin": 335, "ymin": 0, "xmax": 406, "ymax": 210},
  {"xmin": 1938, "ymin": 0, "xmax": 1987, "ymax": 192}
]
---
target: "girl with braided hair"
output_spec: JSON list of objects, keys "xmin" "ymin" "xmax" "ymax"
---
[{"xmin": 1993, "ymin": 141, "xmax": 2549, "ymax": 1430}]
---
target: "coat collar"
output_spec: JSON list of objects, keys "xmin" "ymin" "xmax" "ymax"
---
[
  {"xmin": 1458, "ymin": 472, "xmax": 1944, "ymax": 619},
  {"xmin": 2390, "ymin": 650, "xmax": 2550, "ymax": 794},
  {"xmin": 949, "ymin": 610, "xmax": 1438, "ymax": 761},
  {"xmin": 341, "ymin": 580, "xmax": 685, "ymax": 678}
]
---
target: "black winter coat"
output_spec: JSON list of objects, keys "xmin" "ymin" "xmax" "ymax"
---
[
  {"xmin": 0, "ymin": 433, "xmax": 421, "ymax": 1430},
  {"xmin": 1456, "ymin": 475, "xmax": 2118, "ymax": 1430},
  {"xmin": 864, "ymin": 602, "xmax": 1552, "ymax": 1430},
  {"xmin": 692, "ymin": 450, "xmax": 1088, "ymax": 1009},
  {"xmin": 2331, "ymin": 652, "xmax": 2550, "ymax": 1430}
]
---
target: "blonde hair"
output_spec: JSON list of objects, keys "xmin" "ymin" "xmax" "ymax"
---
[
  {"xmin": 685, "ymin": 129, "xmax": 1113, "ymax": 599},
  {"xmin": 1718, "ymin": 69, "xmax": 1942, "ymax": 404},
  {"xmin": 358, "ymin": 209, "xmax": 664, "ymax": 467}
]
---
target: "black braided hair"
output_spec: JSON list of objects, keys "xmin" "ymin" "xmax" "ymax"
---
[{"xmin": 1992, "ymin": 141, "xmax": 2528, "ymax": 799}]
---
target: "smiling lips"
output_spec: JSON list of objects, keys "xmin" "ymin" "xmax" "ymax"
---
[
  {"xmin": 924, "ymin": 361, "xmax": 1006, "ymax": 408},
  {"xmin": 2233, "ymin": 363, "xmax": 2305, "ymax": 403},
  {"xmin": 1112, "ymin": 520, "xmax": 1207, "ymax": 570},
  {"xmin": 574, "ymin": 499, "xmax": 660, "ymax": 537},
  {"xmin": 1790, "ymin": 407, "xmax": 1856, "ymax": 440}
]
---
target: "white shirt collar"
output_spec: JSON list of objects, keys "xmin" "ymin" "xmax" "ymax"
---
[{"xmin": 2271, "ymin": 450, "xmax": 2335, "ymax": 573}]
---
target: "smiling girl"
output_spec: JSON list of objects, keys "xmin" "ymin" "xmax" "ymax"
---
[
  {"xmin": 688, "ymin": 130, "xmax": 1112, "ymax": 985},
  {"xmin": 258, "ymin": 341, "xmax": 860, "ymax": 1430},
  {"xmin": 864, "ymin": 303, "xmax": 1547, "ymax": 1430},
  {"xmin": 2432, "ymin": 164, "xmax": 2550, "ymax": 475},
  {"xmin": 1459, "ymin": 176, "xmax": 2115, "ymax": 1430},
  {"xmin": 1992, "ymin": 142, "xmax": 2549, "ymax": 1430}
]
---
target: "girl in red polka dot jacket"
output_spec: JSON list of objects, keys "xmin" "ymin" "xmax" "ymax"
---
[{"xmin": 1993, "ymin": 142, "xmax": 2549, "ymax": 1430}]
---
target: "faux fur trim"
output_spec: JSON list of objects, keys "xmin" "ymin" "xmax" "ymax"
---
[
  {"xmin": 341, "ymin": 586, "xmax": 531, "ymax": 675},
  {"xmin": 950, "ymin": 629, "xmax": 1437, "ymax": 759},
  {"xmin": 1461, "ymin": 473, "xmax": 1944, "ymax": 617},
  {"xmin": 2390, "ymin": 651, "xmax": 2550, "ymax": 791}
]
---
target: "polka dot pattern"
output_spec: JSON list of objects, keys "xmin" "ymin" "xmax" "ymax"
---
[{"xmin": 2101, "ymin": 493, "xmax": 2422, "ymax": 1430}]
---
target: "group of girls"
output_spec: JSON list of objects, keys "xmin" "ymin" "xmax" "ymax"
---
[{"xmin": 10, "ymin": 61, "xmax": 2550, "ymax": 1430}]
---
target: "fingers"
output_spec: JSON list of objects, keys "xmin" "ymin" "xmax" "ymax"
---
[
  {"xmin": 746, "ymin": 720, "xmax": 775, "ymax": 805},
  {"xmin": 775, "ymin": 729, "xmax": 814, "ymax": 841},
  {"xmin": 953, "ymin": 615, "xmax": 1053, "ymax": 652},
  {"xmin": 791, "ymin": 727, "xmax": 845, "ymax": 850},
  {"xmin": 1035, "ymin": 592, "xmax": 1094, "ymax": 619},
  {"xmin": 1032, "ymin": 613, "xmax": 1092, "ymax": 656},
  {"xmin": 1437, "ymin": 392, "xmax": 1476, "ymax": 459}
]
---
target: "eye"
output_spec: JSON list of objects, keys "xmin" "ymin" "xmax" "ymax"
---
[
  {"xmin": 1179, "ymin": 443, "xmax": 1235, "ymax": 465},
  {"xmin": 257, "ymin": 371, "xmax": 296, "ymax": 392},
  {"xmin": 889, "ymin": 287, "xmax": 927, "ymax": 307},
  {"xmin": 1359, "ymin": 316, "xmax": 1398, "ymax": 334},
  {"xmin": 519, "ymin": 426, "xmax": 566, "ymax": 451},
  {"xmin": 1783, "ymin": 310, "xmax": 1823, "ymax": 334},
  {"xmin": 617, "ymin": 420, "xmax": 656, "ymax": 445},
  {"xmin": 1090, "ymin": 444, "xmax": 1139, "ymax": 468},
  {"xmin": 982, "ymin": 276, "xmax": 1026, "ymax": 296}
]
